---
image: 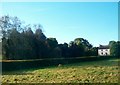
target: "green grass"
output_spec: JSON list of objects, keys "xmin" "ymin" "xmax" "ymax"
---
[
  {"xmin": 0, "ymin": 55, "xmax": 2, "ymax": 60},
  {"xmin": 2, "ymin": 58, "xmax": 119, "ymax": 83}
]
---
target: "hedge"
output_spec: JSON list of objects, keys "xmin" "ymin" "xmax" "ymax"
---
[{"xmin": 1, "ymin": 56, "xmax": 116, "ymax": 71}]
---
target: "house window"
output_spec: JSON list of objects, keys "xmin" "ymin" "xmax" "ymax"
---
[
  {"xmin": 101, "ymin": 49, "xmax": 103, "ymax": 51},
  {"xmin": 101, "ymin": 52, "xmax": 103, "ymax": 55}
]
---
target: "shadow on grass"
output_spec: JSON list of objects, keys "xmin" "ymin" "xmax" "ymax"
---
[
  {"xmin": 76, "ymin": 58, "xmax": 119, "ymax": 66},
  {"xmin": 2, "ymin": 56, "xmax": 119, "ymax": 75}
]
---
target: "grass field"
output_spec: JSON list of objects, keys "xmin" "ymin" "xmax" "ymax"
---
[
  {"xmin": 2, "ymin": 58, "xmax": 119, "ymax": 83},
  {"xmin": 0, "ymin": 55, "xmax": 2, "ymax": 60}
]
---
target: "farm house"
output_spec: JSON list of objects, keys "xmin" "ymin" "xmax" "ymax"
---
[{"xmin": 98, "ymin": 45, "xmax": 110, "ymax": 56}]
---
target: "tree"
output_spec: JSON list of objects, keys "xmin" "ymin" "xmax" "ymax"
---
[
  {"xmin": 35, "ymin": 27, "xmax": 46, "ymax": 42},
  {"xmin": 46, "ymin": 38, "xmax": 59, "ymax": 58},
  {"xmin": 58, "ymin": 43, "xmax": 69, "ymax": 58},
  {"xmin": 0, "ymin": 15, "xmax": 23, "ymax": 39},
  {"xmin": 89, "ymin": 47, "xmax": 98, "ymax": 56},
  {"xmin": 22, "ymin": 27, "xmax": 37, "ymax": 59},
  {"xmin": 74, "ymin": 38, "xmax": 92, "ymax": 57},
  {"xmin": 47, "ymin": 38, "xmax": 58, "ymax": 49},
  {"xmin": 109, "ymin": 41, "xmax": 118, "ymax": 56},
  {"xmin": 34, "ymin": 28, "xmax": 47, "ymax": 58},
  {"xmin": 117, "ymin": 41, "xmax": 120, "ymax": 57},
  {"xmin": 0, "ymin": 15, "xmax": 23, "ymax": 59},
  {"xmin": 0, "ymin": 41, "xmax": 2, "ymax": 55},
  {"xmin": 2, "ymin": 37, "xmax": 8, "ymax": 59}
]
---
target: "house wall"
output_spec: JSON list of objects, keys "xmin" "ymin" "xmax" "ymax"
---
[{"xmin": 98, "ymin": 49, "xmax": 110, "ymax": 56}]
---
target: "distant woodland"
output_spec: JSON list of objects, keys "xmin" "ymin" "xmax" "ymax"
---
[{"xmin": 0, "ymin": 15, "xmax": 119, "ymax": 60}]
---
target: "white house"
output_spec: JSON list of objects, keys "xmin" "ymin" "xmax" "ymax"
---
[{"xmin": 98, "ymin": 45, "xmax": 110, "ymax": 56}]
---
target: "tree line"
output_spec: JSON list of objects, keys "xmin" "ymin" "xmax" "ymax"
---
[
  {"xmin": 0, "ymin": 15, "xmax": 119, "ymax": 60},
  {"xmin": 109, "ymin": 41, "xmax": 120, "ymax": 57}
]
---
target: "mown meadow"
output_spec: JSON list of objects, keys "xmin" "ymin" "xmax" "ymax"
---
[{"xmin": 2, "ymin": 57, "xmax": 119, "ymax": 83}]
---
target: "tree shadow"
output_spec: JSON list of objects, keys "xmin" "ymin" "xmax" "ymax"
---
[
  {"xmin": 59, "ymin": 57, "xmax": 119, "ymax": 67},
  {"xmin": 2, "ymin": 57, "xmax": 119, "ymax": 75}
]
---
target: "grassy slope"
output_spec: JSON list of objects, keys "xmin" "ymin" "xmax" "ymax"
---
[{"xmin": 2, "ymin": 58, "xmax": 119, "ymax": 83}]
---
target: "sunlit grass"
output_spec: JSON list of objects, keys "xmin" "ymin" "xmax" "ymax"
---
[{"xmin": 2, "ymin": 58, "xmax": 119, "ymax": 83}]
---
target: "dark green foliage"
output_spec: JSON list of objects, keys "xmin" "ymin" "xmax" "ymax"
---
[
  {"xmin": 68, "ymin": 38, "xmax": 93, "ymax": 57},
  {"xmin": 117, "ymin": 41, "xmax": 120, "ymax": 57},
  {"xmin": 109, "ymin": 41, "xmax": 120, "ymax": 57},
  {"xmin": 58, "ymin": 43, "xmax": 69, "ymax": 58},
  {"xmin": 46, "ymin": 38, "xmax": 62, "ymax": 58},
  {"xmin": 0, "ymin": 41, "xmax": 2, "ymax": 55},
  {"xmin": 87, "ymin": 47, "xmax": 98, "ymax": 56},
  {"xmin": 34, "ymin": 28, "xmax": 47, "ymax": 59},
  {"xmin": 2, "ymin": 38, "xmax": 8, "ymax": 59},
  {"xmin": 47, "ymin": 38, "xmax": 58, "ymax": 49}
]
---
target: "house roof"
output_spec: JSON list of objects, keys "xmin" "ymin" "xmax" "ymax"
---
[{"xmin": 98, "ymin": 45, "xmax": 109, "ymax": 49}]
